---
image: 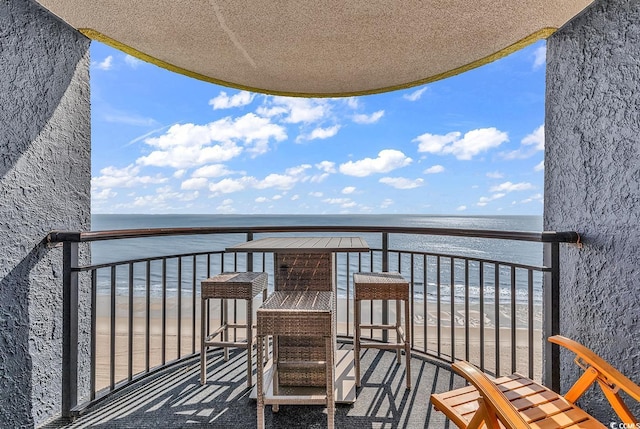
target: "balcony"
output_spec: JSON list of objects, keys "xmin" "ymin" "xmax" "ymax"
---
[{"xmin": 44, "ymin": 225, "xmax": 578, "ymax": 427}]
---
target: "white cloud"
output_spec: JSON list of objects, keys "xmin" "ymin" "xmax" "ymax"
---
[
  {"xmin": 534, "ymin": 160, "xmax": 544, "ymax": 171},
  {"xmin": 323, "ymin": 198, "xmax": 355, "ymax": 208},
  {"xmin": 173, "ymin": 169, "xmax": 186, "ymax": 179},
  {"xmin": 192, "ymin": 164, "xmax": 233, "ymax": 178},
  {"xmin": 522, "ymin": 125, "xmax": 545, "ymax": 150},
  {"xmin": 92, "ymin": 164, "xmax": 167, "ymax": 189},
  {"xmin": 208, "ymin": 177, "xmax": 254, "ymax": 195},
  {"xmin": 137, "ymin": 113, "xmax": 286, "ymax": 168},
  {"xmin": 181, "ymin": 177, "xmax": 208, "ymax": 190},
  {"xmin": 403, "ymin": 87, "xmax": 427, "ymax": 101},
  {"xmin": 486, "ymin": 171, "xmax": 504, "ymax": 179},
  {"xmin": 256, "ymin": 173, "xmax": 299, "ymax": 190},
  {"xmin": 521, "ymin": 193, "xmax": 543, "ymax": 204},
  {"xmin": 302, "ymin": 125, "xmax": 341, "ymax": 141},
  {"xmin": 456, "ymin": 205, "xmax": 467, "ymax": 211},
  {"xmin": 342, "ymin": 186, "xmax": 356, "ymax": 194},
  {"xmin": 424, "ymin": 165, "xmax": 445, "ymax": 174},
  {"xmin": 414, "ymin": 127, "xmax": 509, "ymax": 160},
  {"xmin": 533, "ymin": 45, "xmax": 546, "ymax": 69},
  {"xmin": 95, "ymin": 55, "xmax": 113, "ymax": 70},
  {"xmin": 380, "ymin": 199, "xmax": 394, "ymax": 208},
  {"xmin": 339, "ymin": 149, "xmax": 412, "ymax": 177},
  {"xmin": 257, "ymin": 97, "xmax": 331, "ymax": 124},
  {"xmin": 291, "ymin": 194, "xmax": 300, "ymax": 200},
  {"xmin": 352, "ymin": 110, "xmax": 384, "ymax": 124},
  {"xmin": 93, "ymin": 188, "xmax": 117, "ymax": 200},
  {"xmin": 502, "ymin": 125, "xmax": 544, "ymax": 159},
  {"xmin": 209, "ymin": 91, "xmax": 255, "ymax": 110},
  {"xmin": 255, "ymin": 196, "xmax": 269, "ymax": 203},
  {"xmin": 316, "ymin": 161, "xmax": 336, "ymax": 173},
  {"xmin": 217, "ymin": 199, "xmax": 235, "ymax": 213},
  {"xmin": 309, "ymin": 192, "xmax": 323, "ymax": 197},
  {"xmin": 379, "ymin": 177, "xmax": 424, "ymax": 189},
  {"xmin": 255, "ymin": 165, "xmax": 311, "ymax": 190},
  {"xmin": 310, "ymin": 173, "xmax": 330, "ymax": 183},
  {"xmin": 490, "ymin": 181, "xmax": 534, "ymax": 193},
  {"xmin": 346, "ymin": 97, "xmax": 359, "ymax": 109},
  {"xmin": 124, "ymin": 55, "xmax": 142, "ymax": 69},
  {"xmin": 131, "ymin": 187, "xmax": 199, "ymax": 210},
  {"xmin": 477, "ymin": 193, "xmax": 507, "ymax": 206}
]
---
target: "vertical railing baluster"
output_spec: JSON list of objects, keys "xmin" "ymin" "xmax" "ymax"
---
[
  {"xmin": 346, "ymin": 253, "xmax": 350, "ymax": 337},
  {"xmin": 206, "ymin": 254, "xmax": 211, "ymax": 344},
  {"xmin": 543, "ymin": 242, "xmax": 561, "ymax": 391},
  {"xmin": 511, "ymin": 266, "xmax": 517, "ymax": 374},
  {"xmin": 110, "ymin": 265, "xmax": 116, "ymax": 390},
  {"xmin": 128, "ymin": 263, "xmax": 134, "ymax": 381},
  {"xmin": 465, "ymin": 259, "xmax": 470, "ymax": 362},
  {"xmin": 436, "ymin": 256, "xmax": 441, "ymax": 358},
  {"xmin": 177, "ymin": 257, "xmax": 182, "ymax": 359},
  {"xmin": 495, "ymin": 263, "xmax": 500, "ymax": 376},
  {"xmin": 62, "ymin": 241, "xmax": 79, "ymax": 417},
  {"xmin": 90, "ymin": 269, "xmax": 97, "ymax": 402},
  {"xmin": 423, "ymin": 254, "xmax": 427, "ymax": 354},
  {"xmin": 247, "ymin": 232, "xmax": 254, "ymax": 272},
  {"xmin": 410, "ymin": 254, "xmax": 415, "ymax": 348},
  {"xmin": 450, "ymin": 257, "xmax": 455, "ymax": 361},
  {"xmin": 479, "ymin": 261, "xmax": 485, "ymax": 371},
  {"xmin": 192, "ymin": 255, "xmax": 197, "ymax": 354},
  {"xmin": 382, "ymin": 232, "xmax": 389, "ymax": 342},
  {"xmin": 161, "ymin": 258, "xmax": 167, "ymax": 365},
  {"xmin": 145, "ymin": 261, "xmax": 150, "ymax": 373},
  {"xmin": 528, "ymin": 269, "xmax": 534, "ymax": 380}
]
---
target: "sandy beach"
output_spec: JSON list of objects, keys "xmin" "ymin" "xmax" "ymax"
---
[{"xmin": 94, "ymin": 294, "xmax": 542, "ymax": 392}]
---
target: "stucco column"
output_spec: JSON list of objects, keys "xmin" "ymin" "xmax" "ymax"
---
[
  {"xmin": 0, "ymin": 0, "xmax": 91, "ymax": 426},
  {"xmin": 545, "ymin": 0, "xmax": 639, "ymax": 422}
]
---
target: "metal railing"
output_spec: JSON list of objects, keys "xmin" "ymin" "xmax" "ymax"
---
[{"xmin": 47, "ymin": 226, "xmax": 579, "ymax": 417}]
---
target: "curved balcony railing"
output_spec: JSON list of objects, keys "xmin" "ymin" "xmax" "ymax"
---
[{"xmin": 47, "ymin": 226, "xmax": 580, "ymax": 417}]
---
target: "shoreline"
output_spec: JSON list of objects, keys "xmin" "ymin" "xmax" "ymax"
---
[{"xmin": 94, "ymin": 294, "xmax": 543, "ymax": 391}]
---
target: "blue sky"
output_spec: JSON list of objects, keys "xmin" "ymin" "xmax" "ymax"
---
[{"xmin": 90, "ymin": 40, "xmax": 547, "ymax": 215}]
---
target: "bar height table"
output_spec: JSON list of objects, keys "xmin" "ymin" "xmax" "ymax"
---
[{"xmin": 227, "ymin": 236, "xmax": 369, "ymax": 405}]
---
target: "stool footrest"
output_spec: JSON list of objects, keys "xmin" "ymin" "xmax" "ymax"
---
[
  {"xmin": 359, "ymin": 341, "xmax": 407, "ymax": 350},
  {"xmin": 265, "ymin": 395, "xmax": 328, "ymax": 405},
  {"xmin": 359, "ymin": 323, "xmax": 401, "ymax": 330},
  {"xmin": 204, "ymin": 340, "xmax": 250, "ymax": 348}
]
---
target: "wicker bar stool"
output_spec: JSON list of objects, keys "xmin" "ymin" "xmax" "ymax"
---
[
  {"xmin": 200, "ymin": 271, "xmax": 268, "ymax": 388},
  {"xmin": 256, "ymin": 290, "xmax": 335, "ymax": 429},
  {"xmin": 353, "ymin": 272, "xmax": 411, "ymax": 389}
]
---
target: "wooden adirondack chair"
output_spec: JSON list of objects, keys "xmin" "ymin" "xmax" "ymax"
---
[{"xmin": 430, "ymin": 335, "xmax": 640, "ymax": 429}]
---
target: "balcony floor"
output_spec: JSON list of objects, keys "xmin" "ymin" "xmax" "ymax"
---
[{"xmin": 46, "ymin": 343, "xmax": 464, "ymax": 428}]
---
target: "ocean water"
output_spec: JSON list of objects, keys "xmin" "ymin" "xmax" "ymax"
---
[{"xmin": 90, "ymin": 214, "xmax": 544, "ymax": 304}]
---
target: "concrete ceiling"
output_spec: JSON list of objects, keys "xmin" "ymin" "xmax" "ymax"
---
[{"xmin": 36, "ymin": 0, "xmax": 593, "ymax": 97}]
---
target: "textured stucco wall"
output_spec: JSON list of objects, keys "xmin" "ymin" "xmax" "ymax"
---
[
  {"xmin": 545, "ymin": 0, "xmax": 640, "ymax": 422},
  {"xmin": 0, "ymin": 0, "xmax": 91, "ymax": 427}
]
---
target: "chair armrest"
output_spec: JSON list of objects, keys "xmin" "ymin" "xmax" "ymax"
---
[
  {"xmin": 451, "ymin": 361, "xmax": 530, "ymax": 429},
  {"xmin": 549, "ymin": 335, "xmax": 640, "ymax": 401}
]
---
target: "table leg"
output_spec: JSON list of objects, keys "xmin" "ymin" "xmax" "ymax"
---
[{"xmin": 257, "ymin": 333, "xmax": 265, "ymax": 429}]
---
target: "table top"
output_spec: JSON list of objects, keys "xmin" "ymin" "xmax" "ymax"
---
[{"xmin": 226, "ymin": 236, "xmax": 369, "ymax": 253}]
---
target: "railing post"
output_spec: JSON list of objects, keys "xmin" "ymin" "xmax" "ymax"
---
[
  {"xmin": 247, "ymin": 232, "xmax": 254, "ymax": 272},
  {"xmin": 543, "ymin": 241, "xmax": 560, "ymax": 392},
  {"xmin": 382, "ymin": 232, "xmax": 389, "ymax": 342},
  {"xmin": 62, "ymin": 241, "xmax": 79, "ymax": 417}
]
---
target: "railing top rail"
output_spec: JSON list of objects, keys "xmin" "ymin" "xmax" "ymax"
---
[{"xmin": 46, "ymin": 226, "xmax": 580, "ymax": 244}]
